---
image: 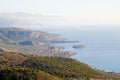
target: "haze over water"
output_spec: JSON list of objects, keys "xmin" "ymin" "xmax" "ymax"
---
[
  {"xmin": 0, "ymin": 0, "xmax": 120, "ymax": 74},
  {"xmin": 33, "ymin": 26, "xmax": 120, "ymax": 72}
]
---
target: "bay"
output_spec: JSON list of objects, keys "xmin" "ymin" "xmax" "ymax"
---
[{"xmin": 25, "ymin": 25, "xmax": 120, "ymax": 72}]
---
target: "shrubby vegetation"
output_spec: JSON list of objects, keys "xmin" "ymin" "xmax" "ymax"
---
[
  {"xmin": 0, "ymin": 51, "xmax": 120, "ymax": 80},
  {"xmin": 0, "ymin": 52, "xmax": 27, "ymax": 66},
  {"xmin": 0, "ymin": 67, "xmax": 62, "ymax": 80},
  {"xmin": 22, "ymin": 57, "xmax": 102, "ymax": 79}
]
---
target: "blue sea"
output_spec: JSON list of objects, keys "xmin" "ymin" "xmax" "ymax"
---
[{"xmin": 26, "ymin": 25, "xmax": 120, "ymax": 72}]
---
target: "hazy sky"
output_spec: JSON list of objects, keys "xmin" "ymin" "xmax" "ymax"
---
[{"xmin": 0, "ymin": 0, "xmax": 120, "ymax": 25}]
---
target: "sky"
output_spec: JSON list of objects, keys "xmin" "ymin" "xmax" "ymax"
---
[{"xmin": 0, "ymin": 0, "xmax": 120, "ymax": 26}]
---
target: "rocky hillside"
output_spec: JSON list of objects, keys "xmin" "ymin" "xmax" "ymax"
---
[
  {"xmin": 0, "ymin": 27, "xmax": 64, "ymax": 45},
  {"xmin": 0, "ymin": 27, "xmax": 76, "ymax": 57}
]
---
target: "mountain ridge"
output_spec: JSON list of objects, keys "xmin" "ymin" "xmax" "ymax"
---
[{"xmin": 0, "ymin": 27, "xmax": 76, "ymax": 57}]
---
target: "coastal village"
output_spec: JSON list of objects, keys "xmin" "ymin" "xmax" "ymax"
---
[{"xmin": 0, "ymin": 42, "xmax": 76, "ymax": 57}]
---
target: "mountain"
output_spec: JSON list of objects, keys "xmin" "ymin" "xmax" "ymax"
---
[
  {"xmin": 0, "ymin": 12, "xmax": 63, "ymax": 27},
  {"xmin": 0, "ymin": 27, "xmax": 76, "ymax": 57},
  {"xmin": 0, "ymin": 27, "xmax": 64, "ymax": 44},
  {"xmin": 0, "ymin": 51, "xmax": 119, "ymax": 80}
]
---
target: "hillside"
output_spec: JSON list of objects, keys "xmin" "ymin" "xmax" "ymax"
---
[
  {"xmin": 0, "ymin": 52, "xmax": 63, "ymax": 80},
  {"xmin": 0, "ymin": 67, "xmax": 63, "ymax": 80},
  {"xmin": 0, "ymin": 52, "xmax": 27, "ymax": 66},
  {"xmin": 21, "ymin": 57, "xmax": 102, "ymax": 79},
  {"xmin": 0, "ymin": 27, "xmax": 76, "ymax": 57},
  {"xmin": 21, "ymin": 57, "xmax": 120, "ymax": 80},
  {"xmin": 0, "ymin": 27, "xmax": 64, "ymax": 43},
  {"xmin": 0, "ymin": 51, "xmax": 120, "ymax": 80}
]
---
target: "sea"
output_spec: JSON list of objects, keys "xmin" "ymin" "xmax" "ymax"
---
[{"xmin": 25, "ymin": 25, "xmax": 120, "ymax": 72}]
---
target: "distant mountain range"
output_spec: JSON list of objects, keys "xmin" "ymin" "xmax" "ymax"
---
[{"xmin": 0, "ymin": 12, "xmax": 62, "ymax": 28}]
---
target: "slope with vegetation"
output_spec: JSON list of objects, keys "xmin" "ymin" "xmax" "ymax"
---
[
  {"xmin": 0, "ymin": 51, "xmax": 120, "ymax": 80},
  {"xmin": 0, "ymin": 67, "xmax": 63, "ymax": 80},
  {"xmin": 0, "ymin": 52, "xmax": 27, "ymax": 66}
]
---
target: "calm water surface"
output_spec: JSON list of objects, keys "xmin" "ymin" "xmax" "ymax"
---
[
  {"xmin": 27, "ymin": 26, "xmax": 120, "ymax": 72},
  {"xmin": 50, "ymin": 26, "xmax": 120, "ymax": 72}
]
